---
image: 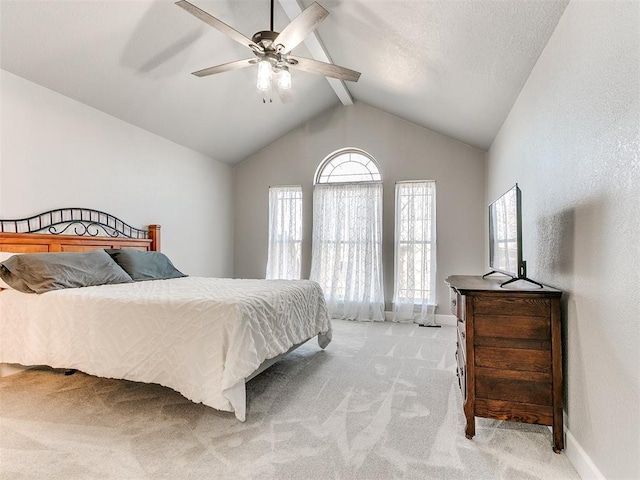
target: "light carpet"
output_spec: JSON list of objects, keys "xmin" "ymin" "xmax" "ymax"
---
[{"xmin": 0, "ymin": 320, "xmax": 580, "ymax": 480}]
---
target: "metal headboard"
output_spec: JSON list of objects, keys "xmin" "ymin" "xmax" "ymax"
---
[{"xmin": 0, "ymin": 208, "xmax": 150, "ymax": 239}]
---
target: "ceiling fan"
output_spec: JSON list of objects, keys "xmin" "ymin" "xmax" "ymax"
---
[{"xmin": 175, "ymin": 0, "xmax": 361, "ymax": 94}]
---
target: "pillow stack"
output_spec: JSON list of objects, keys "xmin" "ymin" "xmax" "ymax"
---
[
  {"xmin": 104, "ymin": 249, "xmax": 185, "ymax": 282},
  {"xmin": 0, "ymin": 249, "xmax": 185, "ymax": 294},
  {"xmin": 0, "ymin": 250, "xmax": 133, "ymax": 294},
  {"xmin": 0, "ymin": 251, "xmax": 21, "ymax": 290}
]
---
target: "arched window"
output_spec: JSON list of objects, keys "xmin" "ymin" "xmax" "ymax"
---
[
  {"xmin": 314, "ymin": 148, "xmax": 382, "ymax": 184},
  {"xmin": 310, "ymin": 148, "xmax": 384, "ymax": 321}
]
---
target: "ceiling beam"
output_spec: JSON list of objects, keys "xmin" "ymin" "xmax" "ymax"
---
[{"xmin": 277, "ymin": 0, "xmax": 354, "ymax": 106}]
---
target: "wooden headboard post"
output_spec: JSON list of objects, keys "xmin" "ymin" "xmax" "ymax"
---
[{"xmin": 148, "ymin": 225, "xmax": 161, "ymax": 252}]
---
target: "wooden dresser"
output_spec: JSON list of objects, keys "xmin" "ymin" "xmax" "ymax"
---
[{"xmin": 445, "ymin": 275, "xmax": 564, "ymax": 452}]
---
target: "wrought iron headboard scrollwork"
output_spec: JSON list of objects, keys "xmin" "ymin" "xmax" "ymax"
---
[{"xmin": 0, "ymin": 208, "xmax": 150, "ymax": 239}]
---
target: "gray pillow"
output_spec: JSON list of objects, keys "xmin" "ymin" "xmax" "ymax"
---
[
  {"xmin": 105, "ymin": 249, "xmax": 186, "ymax": 281},
  {"xmin": 0, "ymin": 250, "xmax": 133, "ymax": 294}
]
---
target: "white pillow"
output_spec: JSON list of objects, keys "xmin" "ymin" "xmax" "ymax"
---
[{"xmin": 0, "ymin": 251, "xmax": 22, "ymax": 289}]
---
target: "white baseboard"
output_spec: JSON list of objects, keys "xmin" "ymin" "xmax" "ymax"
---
[
  {"xmin": 564, "ymin": 426, "xmax": 606, "ymax": 480},
  {"xmin": 435, "ymin": 314, "xmax": 457, "ymax": 327},
  {"xmin": 382, "ymin": 312, "xmax": 457, "ymax": 327},
  {"xmin": 547, "ymin": 423, "xmax": 606, "ymax": 480},
  {"xmin": 0, "ymin": 363, "xmax": 32, "ymax": 378}
]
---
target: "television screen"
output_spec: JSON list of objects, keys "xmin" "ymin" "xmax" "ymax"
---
[{"xmin": 488, "ymin": 184, "xmax": 522, "ymax": 278}]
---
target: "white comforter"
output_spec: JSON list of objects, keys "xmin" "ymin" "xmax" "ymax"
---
[{"xmin": 0, "ymin": 277, "xmax": 331, "ymax": 421}]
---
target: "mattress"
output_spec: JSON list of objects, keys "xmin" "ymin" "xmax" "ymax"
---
[{"xmin": 0, "ymin": 277, "xmax": 332, "ymax": 421}]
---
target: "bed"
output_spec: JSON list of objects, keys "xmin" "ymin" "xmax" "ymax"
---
[{"xmin": 0, "ymin": 208, "xmax": 332, "ymax": 421}]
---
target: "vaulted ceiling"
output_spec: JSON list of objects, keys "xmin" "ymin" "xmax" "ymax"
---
[{"xmin": 0, "ymin": 0, "xmax": 569, "ymax": 164}]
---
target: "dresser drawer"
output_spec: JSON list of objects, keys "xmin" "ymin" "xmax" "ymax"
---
[
  {"xmin": 475, "ymin": 346, "xmax": 551, "ymax": 373},
  {"xmin": 457, "ymin": 318, "xmax": 466, "ymax": 350},
  {"xmin": 457, "ymin": 323, "xmax": 467, "ymax": 357},
  {"xmin": 475, "ymin": 315, "xmax": 550, "ymax": 341},
  {"xmin": 455, "ymin": 346, "xmax": 467, "ymax": 402},
  {"xmin": 475, "ymin": 399, "xmax": 553, "ymax": 426},
  {"xmin": 450, "ymin": 290, "xmax": 463, "ymax": 318},
  {"xmin": 475, "ymin": 367, "xmax": 552, "ymax": 405},
  {"xmin": 473, "ymin": 296, "xmax": 550, "ymax": 316}
]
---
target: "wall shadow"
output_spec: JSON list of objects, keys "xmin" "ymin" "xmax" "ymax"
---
[
  {"xmin": 535, "ymin": 195, "xmax": 610, "ymax": 436},
  {"xmin": 120, "ymin": 2, "xmax": 204, "ymax": 78}
]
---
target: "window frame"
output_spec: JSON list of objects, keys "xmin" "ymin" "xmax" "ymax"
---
[
  {"xmin": 393, "ymin": 180, "xmax": 437, "ymax": 305},
  {"xmin": 265, "ymin": 185, "xmax": 303, "ymax": 280}
]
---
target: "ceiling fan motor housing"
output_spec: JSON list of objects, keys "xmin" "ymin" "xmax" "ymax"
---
[
  {"xmin": 252, "ymin": 31, "xmax": 280, "ymax": 50},
  {"xmin": 252, "ymin": 31, "xmax": 293, "ymax": 70}
]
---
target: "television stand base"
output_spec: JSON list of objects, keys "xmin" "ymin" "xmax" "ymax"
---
[
  {"xmin": 500, "ymin": 276, "xmax": 544, "ymax": 288},
  {"xmin": 482, "ymin": 271, "xmax": 544, "ymax": 288},
  {"xmin": 482, "ymin": 270, "xmax": 502, "ymax": 279}
]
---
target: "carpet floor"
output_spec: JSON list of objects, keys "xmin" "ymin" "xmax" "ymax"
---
[{"xmin": 0, "ymin": 320, "xmax": 580, "ymax": 480}]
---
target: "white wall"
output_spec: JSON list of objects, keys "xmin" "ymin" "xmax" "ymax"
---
[
  {"xmin": 233, "ymin": 102, "xmax": 486, "ymax": 313},
  {"xmin": 0, "ymin": 70, "xmax": 233, "ymax": 277},
  {"xmin": 487, "ymin": 1, "xmax": 639, "ymax": 479}
]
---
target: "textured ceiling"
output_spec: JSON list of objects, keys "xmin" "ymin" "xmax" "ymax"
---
[{"xmin": 0, "ymin": 0, "xmax": 569, "ymax": 164}]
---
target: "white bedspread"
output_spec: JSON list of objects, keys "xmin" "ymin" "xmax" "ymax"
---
[{"xmin": 0, "ymin": 277, "xmax": 331, "ymax": 421}]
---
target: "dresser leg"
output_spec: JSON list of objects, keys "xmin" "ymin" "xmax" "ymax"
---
[
  {"xmin": 465, "ymin": 415, "xmax": 475, "ymax": 439},
  {"xmin": 553, "ymin": 422, "xmax": 564, "ymax": 453}
]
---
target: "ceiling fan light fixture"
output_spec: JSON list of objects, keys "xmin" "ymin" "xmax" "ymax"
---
[
  {"xmin": 177, "ymin": 0, "xmax": 361, "ymax": 100},
  {"xmin": 257, "ymin": 60, "xmax": 273, "ymax": 91},
  {"xmin": 277, "ymin": 67, "xmax": 292, "ymax": 90}
]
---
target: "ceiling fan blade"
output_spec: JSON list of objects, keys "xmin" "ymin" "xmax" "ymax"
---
[
  {"xmin": 287, "ymin": 55, "xmax": 361, "ymax": 82},
  {"xmin": 175, "ymin": 0, "xmax": 261, "ymax": 52},
  {"xmin": 273, "ymin": 2, "xmax": 328, "ymax": 54},
  {"xmin": 192, "ymin": 58, "xmax": 257, "ymax": 77}
]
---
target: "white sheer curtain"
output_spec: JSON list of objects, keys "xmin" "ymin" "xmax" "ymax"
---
[
  {"xmin": 266, "ymin": 186, "xmax": 302, "ymax": 280},
  {"xmin": 310, "ymin": 183, "xmax": 384, "ymax": 321},
  {"xmin": 393, "ymin": 181, "xmax": 437, "ymax": 325}
]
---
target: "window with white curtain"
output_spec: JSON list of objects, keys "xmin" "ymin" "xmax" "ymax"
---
[
  {"xmin": 310, "ymin": 149, "xmax": 384, "ymax": 321},
  {"xmin": 266, "ymin": 185, "xmax": 302, "ymax": 280},
  {"xmin": 393, "ymin": 181, "xmax": 437, "ymax": 325}
]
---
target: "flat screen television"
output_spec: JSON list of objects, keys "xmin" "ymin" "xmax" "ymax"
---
[{"xmin": 485, "ymin": 184, "xmax": 542, "ymax": 287}]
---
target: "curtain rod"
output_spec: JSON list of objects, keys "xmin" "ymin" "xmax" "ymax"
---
[
  {"xmin": 313, "ymin": 181, "xmax": 382, "ymax": 187},
  {"xmin": 395, "ymin": 180, "xmax": 436, "ymax": 184}
]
